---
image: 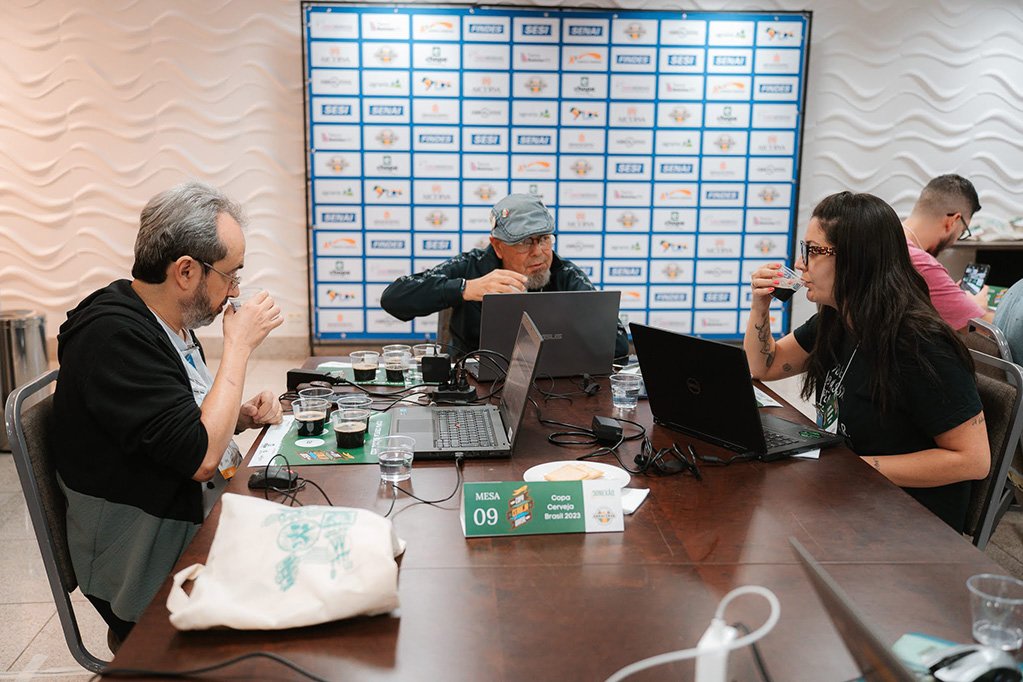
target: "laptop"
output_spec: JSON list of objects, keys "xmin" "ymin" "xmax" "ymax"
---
[
  {"xmin": 468, "ymin": 290, "xmax": 621, "ymax": 381},
  {"xmin": 629, "ymin": 322, "xmax": 843, "ymax": 461},
  {"xmin": 387, "ymin": 311, "xmax": 544, "ymax": 460},
  {"xmin": 790, "ymin": 538, "xmax": 916, "ymax": 681}
]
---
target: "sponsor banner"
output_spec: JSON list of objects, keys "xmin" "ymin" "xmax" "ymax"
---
[
  {"xmin": 744, "ymin": 233, "xmax": 789, "ymax": 259},
  {"xmin": 514, "ymin": 17, "xmax": 560, "ymax": 43},
  {"xmin": 412, "ymin": 179, "xmax": 460, "ymax": 204},
  {"xmin": 316, "ymin": 256, "xmax": 364, "ymax": 282},
  {"xmin": 572, "ymin": 259, "xmax": 602, "ymax": 283},
  {"xmin": 703, "ymin": 130, "xmax": 748, "ymax": 155},
  {"xmin": 756, "ymin": 20, "xmax": 804, "ymax": 47},
  {"xmin": 413, "ymin": 70, "xmax": 460, "ymax": 97},
  {"xmin": 317, "ymin": 309, "xmax": 364, "ymax": 335},
  {"xmin": 609, "ymin": 74, "xmax": 657, "ymax": 99},
  {"xmin": 367, "ymin": 309, "xmax": 413, "ymax": 334},
  {"xmin": 509, "ymin": 181, "xmax": 557, "ymax": 205},
  {"xmin": 365, "ymin": 232, "xmax": 412, "ymax": 257},
  {"xmin": 313, "ymin": 124, "xmax": 362, "ymax": 151},
  {"xmin": 362, "ymin": 13, "xmax": 410, "ymax": 40},
  {"xmin": 699, "ymin": 209, "xmax": 745, "ymax": 232},
  {"xmin": 315, "ymin": 231, "xmax": 362, "ymax": 257},
  {"xmin": 463, "ymin": 16, "xmax": 511, "ymax": 42},
  {"xmin": 363, "ymin": 70, "xmax": 410, "ymax": 97},
  {"xmin": 463, "ymin": 153, "xmax": 510, "ymax": 178},
  {"xmin": 701, "ymin": 184, "xmax": 746, "ymax": 208},
  {"xmin": 559, "ymin": 155, "xmax": 603, "ymax": 181},
  {"xmin": 606, "ymin": 208, "xmax": 651, "ymax": 233},
  {"xmin": 611, "ymin": 286, "xmax": 647, "ymax": 309},
  {"xmin": 704, "ymin": 102, "xmax": 750, "ymax": 128},
  {"xmin": 415, "ymin": 232, "xmax": 460, "ymax": 257},
  {"xmin": 652, "ymin": 208, "xmax": 698, "ymax": 232},
  {"xmin": 364, "ymin": 206, "xmax": 411, "ymax": 231},
  {"xmin": 604, "ymin": 233, "xmax": 649, "ymax": 258},
  {"xmin": 559, "ymin": 181, "xmax": 605, "ymax": 206},
  {"xmin": 749, "ymin": 130, "xmax": 796, "ymax": 155},
  {"xmin": 606, "ymin": 156, "xmax": 652, "ymax": 181},
  {"xmin": 611, "ymin": 19, "xmax": 659, "ymax": 45},
  {"xmin": 558, "ymin": 207, "xmax": 603, "ymax": 232},
  {"xmin": 707, "ymin": 21, "xmax": 754, "ymax": 46},
  {"xmin": 604, "ymin": 261, "xmax": 649, "ymax": 284},
  {"xmin": 742, "ymin": 259, "xmax": 786, "ymax": 285},
  {"xmin": 313, "ymin": 151, "xmax": 362, "ymax": 178},
  {"xmin": 751, "ymin": 103, "xmax": 799, "ymax": 128},
  {"xmin": 363, "ymin": 151, "xmax": 411, "ymax": 177},
  {"xmin": 414, "ymin": 206, "xmax": 459, "ymax": 232},
  {"xmin": 414, "ymin": 313, "xmax": 439, "ymax": 335},
  {"xmin": 309, "ymin": 14, "xmax": 359, "ymax": 40},
  {"xmin": 649, "ymin": 259, "xmax": 695, "ymax": 283},
  {"xmin": 562, "ymin": 18, "xmax": 610, "ymax": 44},
  {"xmin": 608, "ymin": 102, "xmax": 656, "ymax": 128},
  {"xmin": 311, "ymin": 69, "xmax": 359, "ymax": 95},
  {"xmin": 653, "ymin": 182, "xmax": 698, "ymax": 207},
  {"xmin": 740, "ymin": 309, "xmax": 784, "ymax": 336},
  {"xmin": 515, "ymin": 44, "xmax": 561, "ymax": 71},
  {"xmin": 561, "ymin": 101, "xmax": 606, "ymax": 127},
  {"xmin": 561, "ymin": 46, "xmax": 608, "ymax": 71},
  {"xmin": 657, "ymin": 75, "xmax": 704, "ymax": 101},
  {"xmin": 364, "ymin": 258, "xmax": 412, "ymax": 281},
  {"xmin": 511, "ymin": 128, "xmax": 558, "ymax": 153},
  {"xmin": 513, "ymin": 154, "xmax": 559, "ymax": 179},
  {"xmin": 619, "ymin": 309, "xmax": 646, "ymax": 326},
  {"xmin": 700, "ymin": 156, "xmax": 746, "ymax": 182},
  {"xmin": 461, "ymin": 206, "xmax": 493, "ymax": 231},
  {"xmin": 745, "ymin": 209, "xmax": 791, "ymax": 233},
  {"xmin": 412, "ymin": 98, "xmax": 460, "ymax": 124},
  {"xmin": 755, "ymin": 48, "xmax": 801, "ymax": 74},
  {"xmin": 705, "ymin": 76, "xmax": 751, "ymax": 100},
  {"xmin": 754, "ymin": 76, "xmax": 799, "ymax": 101},
  {"xmin": 462, "ymin": 127, "xmax": 508, "ymax": 152},
  {"xmin": 364, "ymin": 284, "xmax": 389, "ymax": 309},
  {"xmin": 695, "ymin": 285, "xmax": 740, "ymax": 309},
  {"xmin": 463, "ymin": 99, "xmax": 509, "ymax": 126},
  {"xmin": 654, "ymin": 157, "xmax": 699, "ymax": 181},
  {"xmin": 361, "ymin": 42, "xmax": 411, "ymax": 69},
  {"xmin": 656, "ymin": 102, "xmax": 703, "ymax": 129},
  {"xmin": 651, "ymin": 234, "xmax": 696, "ymax": 258},
  {"xmin": 512, "ymin": 99, "xmax": 559, "ymax": 126},
  {"xmin": 706, "ymin": 49, "xmax": 753, "ymax": 74},
  {"xmin": 660, "ymin": 20, "xmax": 707, "ymax": 46},
  {"xmin": 412, "ymin": 14, "xmax": 461, "ymax": 41},
  {"xmin": 696, "ymin": 259, "xmax": 741, "ymax": 283},
  {"xmin": 317, "ymin": 284, "xmax": 363, "ymax": 308},
  {"xmin": 413, "ymin": 42, "xmax": 461, "ymax": 70},
  {"xmin": 659, "ymin": 48, "xmax": 705, "ymax": 73},
  {"xmin": 607, "ymin": 182, "xmax": 652, "ymax": 207},
  {"xmin": 608, "ymin": 129, "xmax": 654, "ymax": 155},
  {"xmin": 513, "ymin": 72, "xmax": 559, "ymax": 98},
  {"xmin": 747, "ymin": 157, "xmax": 794, "ymax": 182},
  {"xmin": 648, "ymin": 311, "xmax": 693, "ymax": 333},
  {"xmin": 362, "ymin": 125, "xmax": 411, "ymax": 151},
  {"xmin": 562, "ymin": 73, "xmax": 608, "ymax": 99},
  {"xmin": 610, "ymin": 47, "xmax": 657, "ymax": 72},
  {"xmin": 693, "ymin": 311, "xmax": 738, "ymax": 335},
  {"xmin": 314, "ymin": 205, "xmax": 362, "ymax": 229},
  {"xmin": 557, "ymin": 233, "xmax": 604, "ymax": 258},
  {"xmin": 462, "ymin": 44, "xmax": 511, "ymax": 71},
  {"xmin": 649, "ymin": 285, "xmax": 694, "ymax": 308},
  {"xmin": 310, "ymin": 41, "xmax": 359, "ymax": 69},
  {"xmin": 362, "ymin": 98, "xmax": 410, "ymax": 124},
  {"xmin": 314, "ymin": 179, "xmax": 361, "ymax": 205},
  {"xmin": 311, "ymin": 96, "xmax": 360, "ymax": 124},
  {"xmin": 559, "ymin": 127, "xmax": 606, "ymax": 154},
  {"xmin": 461, "ymin": 231, "xmax": 492, "ymax": 252},
  {"xmin": 462, "ymin": 180, "xmax": 508, "ymax": 205},
  {"xmin": 698, "ymin": 234, "xmax": 742, "ymax": 258},
  {"xmin": 747, "ymin": 183, "xmax": 793, "ymax": 208},
  {"xmin": 655, "ymin": 129, "xmax": 701, "ymax": 155},
  {"xmin": 364, "ymin": 179, "xmax": 411, "ymax": 204}
]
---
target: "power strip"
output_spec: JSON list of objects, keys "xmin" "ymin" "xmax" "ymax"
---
[{"xmin": 695, "ymin": 618, "xmax": 739, "ymax": 682}]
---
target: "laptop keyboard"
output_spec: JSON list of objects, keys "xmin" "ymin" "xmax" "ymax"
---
[
  {"xmin": 434, "ymin": 409, "xmax": 498, "ymax": 449},
  {"xmin": 763, "ymin": 428, "xmax": 800, "ymax": 450}
]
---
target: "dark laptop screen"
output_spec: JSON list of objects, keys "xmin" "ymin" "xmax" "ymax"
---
[{"xmin": 497, "ymin": 312, "xmax": 543, "ymax": 448}]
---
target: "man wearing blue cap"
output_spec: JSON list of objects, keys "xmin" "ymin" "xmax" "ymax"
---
[{"xmin": 382, "ymin": 194, "xmax": 628, "ymax": 357}]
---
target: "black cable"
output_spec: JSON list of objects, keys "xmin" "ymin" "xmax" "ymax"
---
[
  {"xmin": 383, "ymin": 483, "xmax": 398, "ymax": 518},
  {"xmin": 392, "ymin": 456, "xmax": 464, "ymax": 505},
  {"xmin": 300, "ymin": 478, "xmax": 333, "ymax": 506},
  {"xmin": 94, "ymin": 650, "xmax": 331, "ymax": 681},
  {"xmin": 733, "ymin": 622, "xmax": 774, "ymax": 682}
]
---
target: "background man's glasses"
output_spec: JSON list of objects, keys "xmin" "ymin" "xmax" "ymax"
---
[
  {"xmin": 947, "ymin": 213, "xmax": 972, "ymax": 241},
  {"xmin": 197, "ymin": 259, "xmax": 242, "ymax": 288},
  {"xmin": 799, "ymin": 240, "xmax": 837, "ymax": 263},
  {"xmin": 506, "ymin": 234, "xmax": 554, "ymax": 253}
]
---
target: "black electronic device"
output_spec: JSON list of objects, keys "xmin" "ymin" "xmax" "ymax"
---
[
  {"xmin": 961, "ymin": 262, "xmax": 991, "ymax": 296},
  {"xmin": 591, "ymin": 416, "xmax": 623, "ymax": 444},
  {"xmin": 926, "ymin": 645, "xmax": 1021, "ymax": 682},
  {"xmin": 247, "ymin": 465, "xmax": 300, "ymax": 490},
  {"xmin": 422, "ymin": 355, "xmax": 452, "ymax": 383},
  {"xmin": 286, "ymin": 368, "xmax": 346, "ymax": 391}
]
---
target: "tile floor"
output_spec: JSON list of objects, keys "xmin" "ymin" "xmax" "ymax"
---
[{"xmin": 2, "ymin": 358, "xmax": 1022, "ymax": 677}]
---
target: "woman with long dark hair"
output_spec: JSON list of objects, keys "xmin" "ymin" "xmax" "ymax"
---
[{"xmin": 743, "ymin": 191, "xmax": 990, "ymax": 531}]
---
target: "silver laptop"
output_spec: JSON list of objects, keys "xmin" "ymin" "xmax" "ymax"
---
[
  {"xmin": 469, "ymin": 290, "xmax": 621, "ymax": 381},
  {"xmin": 387, "ymin": 312, "xmax": 543, "ymax": 460}
]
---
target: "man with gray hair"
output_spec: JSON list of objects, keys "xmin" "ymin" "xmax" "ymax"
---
[
  {"xmin": 902, "ymin": 174, "xmax": 992, "ymax": 330},
  {"xmin": 53, "ymin": 181, "xmax": 283, "ymax": 646},
  {"xmin": 381, "ymin": 193, "xmax": 628, "ymax": 357}
]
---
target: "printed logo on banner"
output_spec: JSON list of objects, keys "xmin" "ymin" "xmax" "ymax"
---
[
  {"xmin": 652, "ymin": 209, "xmax": 698, "ymax": 232},
  {"xmin": 739, "ymin": 308, "xmax": 784, "ymax": 335},
  {"xmin": 362, "ymin": 43, "xmax": 411, "ymax": 69},
  {"xmin": 606, "ymin": 208, "xmax": 651, "ymax": 232},
  {"xmin": 652, "ymin": 234, "xmax": 696, "ymax": 257},
  {"xmin": 653, "ymin": 183, "xmax": 698, "ymax": 207},
  {"xmin": 655, "ymin": 130, "xmax": 700, "ymax": 154},
  {"xmin": 513, "ymin": 155, "xmax": 558, "ymax": 179},
  {"xmin": 363, "ymin": 126, "xmax": 410, "ymax": 151},
  {"xmin": 650, "ymin": 260, "xmax": 695, "ymax": 283},
  {"xmin": 316, "ymin": 257, "xmax": 364, "ymax": 283},
  {"xmin": 704, "ymin": 103, "xmax": 751, "ymax": 128},
  {"xmin": 557, "ymin": 234, "xmax": 603, "ymax": 258},
  {"xmin": 744, "ymin": 234, "xmax": 788, "ymax": 258},
  {"xmin": 695, "ymin": 291, "xmax": 739, "ymax": 318},
  {"xmin": 558, "ymin": 156, "xmax": 602, "ymax": 179},
  {"xmin": 656, "ymin": 102, "xmax": 704, "ymax": 129},
  {"xmin": 514, "ymin": 17, "xmax": 560, "ymax": 42},
  {"xmin": 750, "ymin": 131, "xmax": 796, "ymax": 155},
  {"xmin": 745, "ymin": 209, "xmax": 791, "ymax": 233},
  {"xmin": 705, "ymin": 76, "xmax": 751, "ymax": 100},
  {"xmin": 463, "ymin": 100, "xmax": 510, "ymax": 125},
  {"xmin": 312, "ymin": 97, "xmax": 360, "ymax": 124},
  {"xmin": 696, "ymin": 260, "xmax": 741, "ymax": 283},
  {"xmin": 314, "ymin": 179, "xmax": 361, "ymax": 205},
  {"xmin": 701, "ymin": 184, "xmax": 746, "ymax": 208},
  {"xmin": 413, "ymin": 127, "xmax": 459, "ymax": 151},
  {"xmin": 462, "ymin": 128, "xmax": 508, "ymax": 152},
  {"xmin": 310, "ymin": 42, "xmax": 359, "ymax": 69},
  {"xmin": 364, "ymin": 206, "xmax": 411, "ymax": 231},
  {"xmin": 314, "ymin": 152, "xmax": 361, "ymax": 178},
  {"xmin": 461, "ymin": 232, "xmax": 491, "ymax": 252},
  {"xmin": 462, "ymin": 72, "xmax": 508, "ymax": 98},
  {"xmin": 309, "ymin": 14, "xmax": 359, "ymax": 40},
  {"xmin": 560, "ymin": 128, "xmax": 606, "ymax": 154},
  {"xmin": 757, "ymin": 21, "xmax": 804, "ymax": 46},
  {"xmin": 748, "ymin": 157, "xmax": 793, "ymax": 182},
  {"xmin": 414, "ymin": 206, "xmax": 458, "ymax": 231},
  {"xmin": 607, "ymin": 183, "xmax": 653, "ymax": 207},
  {"xmin": 648, "ymin": 312, "xmax": 693, "ymax": 333},
  {"xmin": 516, "ymin": 45, "xmax": 561, "ymax": 70},
  {"xmin": 365, "ymin": 233, "xmax": 411, "ymax": 257},
  {"xmin": 562, "ymin": 18, "xmax": 609, "ymax": 44},
  {"xmin": 608, "ymin": 129, "xmax": 654, "ymax": 154},
  {"xmin": 563, "ymin": 73, "xmax": 608, "ymax": 99},
  {"xmin": 512, "ymin": 100, "xmax": 558, "ymax": 125},
  {"xmin": 365, "ymin": 180, "xmax": 411, "ymax": 204},
  {"xmin": 613, "ymin": 287, "xmax": 647, "ymax": 310},
  {"xmin": 513, "ymin": 72, "xmax": 557, "ymax": 98},
  {"xmin": 317, "ymin": 310, "xmax": 364, "ymax": 335},
  {"xmin": 649, "ymin": 286, "xmax": 693, "ymax": 308},
  {"xmin": 707, "ymin": 49, "xmax": 753, "ymax": 74},
  {"xmin": 317, "ymin": 284, "xmax": 362, "ymax": 308},
  {"xmin": 604, "ymin": 261, "xmax": 648, "ymax": 284},
  {"xmin": 609, "ymin": 74, "xmax": 656, "ymax": 99},
  {"xmin": 657, "ymin": 76, "xmax": 705, "ymax": 101},
  {"xmin": 311, "ymin": 69, "xmax": 359, "ymax": 95},
  {"xmin": 463, "ymin": 154, "xmax": 509, "ymax": 178},
  {"xmin": 559, "ymin": 182, "xmax": 605, "ymax": 206},
  {"xmin": 561, "ymin": 47, "xmax": 607, "ymax": 71},
  {"xmin": 412, "ymin": 15, "xmax": 460, "ymax": 40},
  {"xmin": 704, "ymin": 131, "xmax": 748, "ymax": 155},
  {"xmin": 365, "ymin": 258, "xmax": 412, "ymax": 281},
  {"xmin": 700, "ymin": 157, "xmax": 746, "ymax": 182},
  {"xmin": 752, "ymin": 104, "xmax": 799, "ymax": 128},
  {"xmin": 463, "ymin": 180, "xmax": 508, "ymax": 205},
  {"xmin": 606, "ymin": 157, "xmax": 652, "ymax": 181},
  {"xmin": 610, "ymin": 47, "xmax": 658, "ymax": 72},
  {"xmin": 362, "ymin": 152, "xmax": 409, "ymax": 176},
  {"xmin": 698, "ymin": 235, "xmax": 742, "ymax": 258},
  {"xmin": 755, "ymin": 49, "xmax": 801, "ymax": 74},
  {"xmin": 412, "ymin": 71, "xmax": 458, "ymax": 97},
  {"xmin": 509, "ymin": 181, "xmax": 557, "ymax": 205},
  {"xmin": 659, "ymin": 49, "xmax": 704, "ymax": 73},
  {"xmin": 605, "ymin": 234, "xmax": 649, "ymax": 258},
  {"xmin": 316, "ymin": 232, "xmax": 362, "ymax": 256},
  {"xmin": 412, "ymin": 99, "xmax": 460, "ymax": 124},
  {"xmin": 611, "ymin": 19, "xmax": 658, "ymax": 45},
  {"xmin": 363, "ymin": 71, "xmax": 410, "ymax": 96},
  {"xmin": 361, "ymin": 13, "xmax": 410, "ymax": 40},
  {"xmin": 608, "ymin": 102, "xmax": 655, "ymax": 127},
  {"xmin": 559, "ymin": 208, "xmax": 603, "ymax": 232},
  {"xmin": 363, "ymin": 99, "xmax": 410, "ymax": 124},
  {"xmin": 416, "ymin": 233, "xmax": 459, "ymax": 257},
  {"xmin": 708, "ymin": 21, "xmax": 754, "ymax": 46},
  {"xmin": 413, "ymin": 43, "xmax": 461, "ymax": 70},
  {"xmin": 572, "ymin": 259, "xmax": 602, "ymax": 283},
  {"xmin": 754, "ymin": 76, "xmax": 799, "ymax": 101},
  {"xmin": 364, "ymin": 284, "xmax": 390, "ymax": 308},
  {"xmin": 315, "ymin": 206, "xmax": 362, "ymax": 229},
  {"xmin": 463, "ymin": 16, "xmax": 510, "ymax": 41},
  {"xmin": 655, "ymin": 157, "xmax": 699, "ymax": 181},
  {"xmin": 367, "ymin": 309, "xmax": 413, "ymax": 334},
  {"xmin": 461, "ymin": 207, "xmax": 493, "ymax": 231},
  {"xmin": 561, "ymin": 101, "xmax": 606, "ymax": 127},
  {"xmin": 463, "ymin": 44, "xmax": 511, "ymax": 71},
  {"xmin": 699, "ymin": 210, "xmax": 745, "ymax": 232},
  {"xmin": 413, "ymin": 180, "xmax": 459, "ymax": 204},
  {"xmin": 511, "ymin": 128, "xmax": 557, "ymax": 153},
  {"xmin": 414, "ymin": 153, "xmax": 461, "ymax": 177},
  {"xmin": 747, "ymin": 184, "xmax": 793, "ymax": 208},
  {"xmin": 660, "ymin": 20, "xmax": 707, "ymax": 46}
]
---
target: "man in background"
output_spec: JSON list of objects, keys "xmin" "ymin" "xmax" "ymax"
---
[
  {"xmin": 53, "ymin": 181, "xmax": 283, "ymax": 646},
  {"xmin": 902, "ymin": 174, "xmax": 993, "ymax": 331}
]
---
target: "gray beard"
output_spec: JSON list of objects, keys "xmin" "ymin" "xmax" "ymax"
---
[
  {"xmin": 181, "ymin": 281, "xmax": 219, "ymax": 329},
  {"xmin": 526, "ymin": 269, "xmax": 551, "ymax": 291}
]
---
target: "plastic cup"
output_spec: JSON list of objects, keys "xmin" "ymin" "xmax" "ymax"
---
[
  {"xmin": 332, "ymin": 409, "xmax": 369, "ymax": 448},
  {"xmin": 609, "ymin": 373, "xmax": 642, "ymax": 410},
  {"xmin": 336, "ymin": 394, "xmax": 373, "ymax": 411},
  {"xmin": 383, "ymin": 350, "xmax": 411, "ymax": 383},
  {"xmin": 771, "ymin": 265, "xmax": 803, "ymax": 302},
  {"xmin": 292, "ymin": 398, "xmax": 329, "ymax": 437},
  {"xmin": 382, "ymin": 344, "xmax": 412, "ymax": 356},
  {"xmin": 967, "ymin": 574, "xmax": 1023, "ymax": 650},
  {"xmin": 413, "ymin": 343, "xmax": 442, "ymax": 360},
  {"xmin": 373, "ymin": 435, "xmax": 415, "ymax": 483},
  {"xmin": 350, "ymin": 351, "xmax": 380, "ymax": 383}
]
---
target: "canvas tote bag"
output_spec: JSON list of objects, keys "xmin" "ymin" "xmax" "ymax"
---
[{"xmin": 167, "ymin": 493, "xmax": 406, "ymax": 630}]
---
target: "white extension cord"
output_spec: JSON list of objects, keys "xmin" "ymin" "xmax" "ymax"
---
[{"xmin": 604, "ymin": 585, "xmax": 781, "ymax": 682}]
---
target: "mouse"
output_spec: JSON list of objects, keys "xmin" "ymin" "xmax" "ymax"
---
[
  {"xmin": 926, "ymin": 643, "xmax": 1022, "ymax": 682},
  {"xmin": 247, "ymin": 465, "xmax": 300, "ymax": 490}
]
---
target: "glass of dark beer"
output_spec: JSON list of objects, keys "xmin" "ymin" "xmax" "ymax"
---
[
  {"xmin": 292, "ymin": 398, "xmax": 329, "ymax": 437},
  {"xmin": 770, "ymin": 265, "xmax": 803, "ymax": 302},
  {"xmin": 349, "ymin": 351, "xmax": 380, "ymax": 383},
  {"xmin": 332, "ymin": 408, "xmax": 370, "ymax": 449}
]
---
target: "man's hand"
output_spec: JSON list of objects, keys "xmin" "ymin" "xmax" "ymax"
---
[
  {"xmin": 972, "ymin": 284, "xmax": 990, "ymax": 309},
  {"xmin": 462, "ymin": 269, "xmax": 528, "ymax": 302},
  {"xmin": 223, "ymin": 291, "xmax": 283, "ymax": 353},
  {"xmin": 237, "ymin": 390, "xmax": 283, "ymax": 431}
]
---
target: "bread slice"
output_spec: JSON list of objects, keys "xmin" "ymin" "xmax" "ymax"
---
[{"xmin": 543, "ymin": 463, "xmax": 605, "ymax": 481}]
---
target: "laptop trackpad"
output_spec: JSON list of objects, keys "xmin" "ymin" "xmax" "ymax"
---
[{"xmin": 395, "ymin": 418, "xmax": 433, "ymax": 435}]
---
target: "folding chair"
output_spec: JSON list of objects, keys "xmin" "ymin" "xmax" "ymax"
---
[
  {"xmin": 3, "ymin": 369, "xmax": 109, "ymax": 672},
  {"xmin": 965, "ymin": 318, "xmax": 1014, "ymax": 379},
  {"xmin": 965, "ymin": 352, "xmax": 1023, "ymax": 550}
]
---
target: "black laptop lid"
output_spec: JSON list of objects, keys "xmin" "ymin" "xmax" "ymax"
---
[
  {"xmin": 478, "ymin": 290, "xmax": 620, "ymax": 380},
  {"xmin": 630, "ymin": 322, "xmax": 768, "ymax": 454},
  {"xmin": 497, "ymin": 311, "xmax": 544, "ymax": 449}
]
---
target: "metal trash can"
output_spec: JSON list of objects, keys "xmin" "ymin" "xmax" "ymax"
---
[{"xmin": 1, "ymin": 310, "xmax": 49, "ymax": 451}]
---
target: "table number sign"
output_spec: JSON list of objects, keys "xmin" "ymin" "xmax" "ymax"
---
[{"xmin": 461, "ymin": 481, "xmax": 624, "ymax": 537}]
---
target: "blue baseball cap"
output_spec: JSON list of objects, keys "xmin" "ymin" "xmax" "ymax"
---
[{"xmin": 489, "ymin": 194, "xmax": 555, "ymax": 244}]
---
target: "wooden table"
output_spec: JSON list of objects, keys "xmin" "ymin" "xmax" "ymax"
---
[{"xmin": 110, "ymin": 366, "xmax": 1003, "ymax": 681}]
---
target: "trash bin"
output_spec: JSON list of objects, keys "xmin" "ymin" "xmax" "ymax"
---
[{"xmin": 1, "ymin": 310, "xmax": 48, "ymax": 451}]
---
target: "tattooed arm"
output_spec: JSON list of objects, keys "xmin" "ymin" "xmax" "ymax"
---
[{"xmin": 743, "ymin": 264, "xmax": 810, "ymax": 381}]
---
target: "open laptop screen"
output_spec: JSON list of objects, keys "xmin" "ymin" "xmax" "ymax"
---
[{"xmin": 497, "ymin": 312, "xmax": 543, "ymax": 448}]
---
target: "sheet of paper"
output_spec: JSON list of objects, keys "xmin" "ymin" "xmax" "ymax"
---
[
  {"xmin": 792, "ymin": 448, "xmax": 820, "ymax": 460},
  {"xmin": 621, "ymin": 487, "xmax": 650, "ymax": 514},
  {"xmin": 250, "ymin": 416, "xmax": 295, "ymax": 467},
  {"xmin": 754, "ymin": 386, "xmax": 782, "ymax": 408}
]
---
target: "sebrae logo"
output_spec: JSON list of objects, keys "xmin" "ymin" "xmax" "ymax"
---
[
  {"xmin": 420, "ymin": 76, "xmax": 452, "ymax": 92},
  {"xmin": 569, "ymin": 106, "xmax": 600, "ymax": 121},
  {"xmin": 372, "ymin": 185, "xmax": 403, "ymax": 199}
]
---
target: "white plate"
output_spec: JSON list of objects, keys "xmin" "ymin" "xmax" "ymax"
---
[{"xmin": 523, "ymin": 461, "xmax": 631, "ymax": 488}]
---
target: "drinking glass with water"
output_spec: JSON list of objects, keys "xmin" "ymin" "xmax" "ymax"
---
[
  {"xmin": 609, "ymin": 373, "xmax": 642, "ymax": 410},
  {"xmin": 373, "ymin": 435, "xmax": 415, "ymax": 482}
]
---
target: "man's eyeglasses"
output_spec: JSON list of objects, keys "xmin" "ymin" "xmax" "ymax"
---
[
  {"xmin": 196, "ymin": 259, "xmax": 242, "ymax": 289},
  {"xmin": 505, "ymin": 234, "xmax": 554, "ymax": 253},
  {"xmin": 799, "ymin": 240, "xmax": 837, "ymax": 264},
  {"xmin": 947, "ymin": 213, "xmax": 972, "ymax": 241}
]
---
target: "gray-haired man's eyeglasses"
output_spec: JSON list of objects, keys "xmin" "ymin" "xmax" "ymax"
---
[{"xmin": 196, "ymin": 259, "xmax": 242, "ymax": 289}]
